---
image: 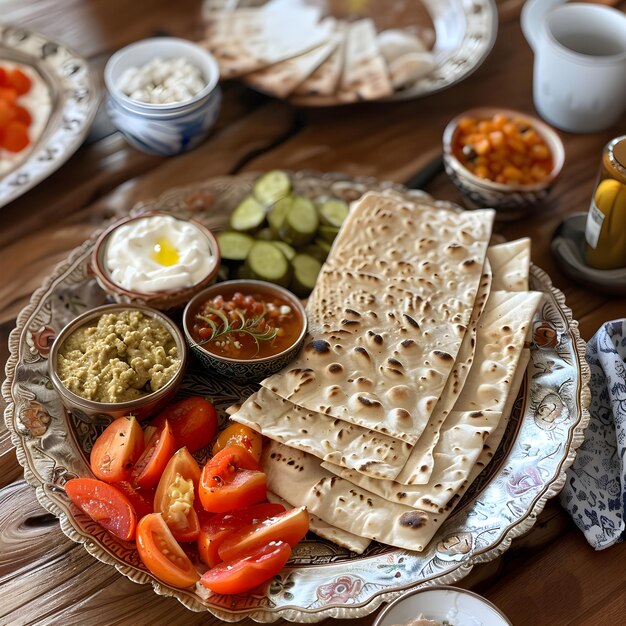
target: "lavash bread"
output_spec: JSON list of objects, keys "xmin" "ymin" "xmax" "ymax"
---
[
  {"xmin": 486, "ymin": 238, "xmax": 531, "ymax": 291},
  {"xmin": 261, "ymin": 193, "xmax": 495, "ymax": 444}
]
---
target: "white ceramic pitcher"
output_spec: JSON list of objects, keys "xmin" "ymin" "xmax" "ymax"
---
[{"xmin": 521, "ymin": 0, "xmax": 626, "ymax": 133}]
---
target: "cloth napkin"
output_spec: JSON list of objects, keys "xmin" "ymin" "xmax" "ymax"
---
[{"xmin": 561, "ymin": 319, "xmax": 626, "ymax": 550}]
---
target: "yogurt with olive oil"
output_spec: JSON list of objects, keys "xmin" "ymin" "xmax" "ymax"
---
[{"xmin": 105, "ymin": 215, "xmax": 214, "ymax": 292}]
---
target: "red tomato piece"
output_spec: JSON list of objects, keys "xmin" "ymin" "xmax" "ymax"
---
[
  {"xmin": 218, "ymin": 506, "xmax": 309, "ymax": 562},
  {"xmin": 199, "ymin": 445, "xmax": 266, "ymax": 513},
  {"xmin": 0, "ymin": 67, "xmax": 7, "ymax": 87},
  {"xmin": 0, "ymin": 87, "xmax": 18, "ymax": 103},
  {"xmin": 132, "ymin": 420, "xmax": 176, "ymax": 490},
  {"xmin": 154, "ymin": 447, "xmax": 201, "ymax": 542},
  {"xmin": 151, "ymin": 397, "xmax": 218, "ymax": 453},
  {"xmin": 200, "ymin": 541, "xmax": 292, "ymax": 595},
  {"xmin": 90, "ymin": 416, "xmax": 145, "ymax": 484},
  {"xmin": 197, "ymin": 502, "xmax": 286, "ymax": 568},
  {"xmin": 1, "ymin": 121, "xmax": 29, "ymax": 152},
  {"xmin": 7, "ymin": 68, "xmax": 32, "ymax": 95},
  {"xmin": 114, "ymin": 481, "xmax": 155, "ymax": 519},
  {"xmin": 212, "ymin": 422, "xmax": 263, "ymax": 463},
  {"xmin": 0, "ymin": 100, "xmax": 16, "ymax": 128},
  {"xmin": 136, "ymin": 513, "xmax": 200, "ymax": 588},
  {"xmin": 13, "ymin": 104, "xmax": 32, "ymax": 125},
  {"xmin": 65, "ymin": 477, "xmax": 137, "ymax": 541}
]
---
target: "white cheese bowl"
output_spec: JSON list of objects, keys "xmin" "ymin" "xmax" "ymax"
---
[{"xmin": 104, "ymin": 37, "xmax": 221, "ymax": 155}]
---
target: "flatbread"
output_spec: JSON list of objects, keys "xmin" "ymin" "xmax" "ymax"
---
[
  {"xmin": 262, "ymin": 193, "xmax": 495, "ymax": 444},
  {"xmin": 487, "ymin": 238, "xmax": 531, "ymax": 291},
  {"xmin": 266, "ymin": 492, "xmax": 371, "ymax": 554},
  {"xmin": 243, "ymin": 21, "xmax": 340, "ymax": 99},
  {"xmin": 336, "ymin": 19, "xmax": 392, "ymax": 102}
]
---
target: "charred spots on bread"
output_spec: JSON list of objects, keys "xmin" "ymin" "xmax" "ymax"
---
[
  {"xmin": 308, "ymin": 339, "xmax": 331, "ymax": 354},
  {"xmin": 399, "ymin": 510, "xmax": 428, "ymax": 529}
]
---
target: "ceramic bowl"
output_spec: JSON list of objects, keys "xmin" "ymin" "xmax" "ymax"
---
[
  {"xmin": 373, "ymin": 586, "xmax": 512, "ymax": 626},
  {"xmin": 48, "ymin": 303, "xmax": 187, "ymax": 424},
  {"xmin": 104, "ymin": 37, "xmax": 221, "ymax": 156},
  {"xmin": 91, "ymin": 212, "xmax": 221, "ymax": 311},
  {"xmin": 182, "ymin": 279, "xmax": 308, "ymax": 382},
  {"xmin": 443, "ymin": 107, "xmax": 565, "ymax": 219}
]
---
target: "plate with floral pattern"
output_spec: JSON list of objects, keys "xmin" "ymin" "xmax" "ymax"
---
[{"xmin": 2, "ymin": 172, "xmax": 590, "ymax": 622}]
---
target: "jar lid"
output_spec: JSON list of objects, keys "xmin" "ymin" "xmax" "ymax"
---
[{"xmin": 613, "ymin": 136, "xmax": 626, "ymax": 170}]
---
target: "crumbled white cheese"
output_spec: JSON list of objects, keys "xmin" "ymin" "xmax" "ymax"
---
[{"xmin": 279, "ymin": 305, "xmax": 292, "ymax": 315}]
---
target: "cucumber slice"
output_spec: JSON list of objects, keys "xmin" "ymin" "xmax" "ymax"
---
[
  {"xmin": 256, "ymin": 227, "xmax": 274, "ymax": 241},
  {"xmin": 291, "ymin": 253, "xmax": 323, "ymax": 297},
  {"xmin": 318, "ymin": 198, "xmax": 349, "ymax": 228},
  {"xmin": 245, "ymin": 241, "xmax": 292, "ymax": 287},
  {"xmin": 314, "ymin": 237, "xmax": 332, "ymax": 255},
  {"xmin": 254, "ymin": 170, "xmax": 291, "ymax": 205},
  {"xmin": 268, "ymin": 196, "xmax": 292, "ymax": 235},
  {"xmin": 319, "ymin": 224, "xmax": 340, "ymax": 244},
  {"xmin": 216, "ymin": 231, "xmax": 255, "ymax": 262},
  {"xmin": 230, "ymin": 196, "xmax": 266, "ymax": 232},
  {"xmin": 271, "ymin": 240, "xmax": 296, "ymax": 261},
  {"xmin": 279, "ymin": 196, "xmax": 319, "ymax": 247}
]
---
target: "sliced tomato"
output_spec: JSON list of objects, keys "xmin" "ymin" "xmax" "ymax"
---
[
  {"xmin": 197, "ymin": 502, "xmax": 286, "ymax": 567},
  {"xmin": 212, "ymin": 422, "xmax": 263, "ymax": 462},
  {"xmin": 65, "ymin": 478, "xmax": 137, "ymax": 541},
  {"xmin": 199, "ymin": 445, "xmax": 266, "ymax": 513},
  {"xmin": 136, "ymin": 513, "xmax": 200, "ymax": 588},
  {"xmin": 7, "ymin": 68, "xmax": 32, "ymax": 95},
  {"xmin": 200, "ymin": 541, "xmax": 291, "ymax": 595},
  {"xmin": 90, "ymin": 416, "xmax": 145, "ymax": 484},
  {"xmin": 151, "ymin": 397, "xmax": 218, "ymax": 453},
  {"xmin": 132, "ymin": 420, "xmax": 176, "ymax": 490},
  {"xmin": 154, "ymin": 447, "xmax": 201, "ymax": 542},
  {"xmin": 218, "ymin": 506, "xmax": 309, "ymax": 562},
  {"xmin": 114, "ymin": 481, "xmax": 155, "ymax": 519}
]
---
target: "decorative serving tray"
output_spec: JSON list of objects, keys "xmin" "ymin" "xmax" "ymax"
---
[{"xmin": 3, "ymin": 172, "xmax": 589, "ymax": 622}]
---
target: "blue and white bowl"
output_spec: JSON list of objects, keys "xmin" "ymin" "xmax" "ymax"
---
[{"xmin": 104, "ymin": 37, "xmax": 221, "ymax": 156}]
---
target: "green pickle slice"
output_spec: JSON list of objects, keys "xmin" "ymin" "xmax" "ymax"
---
[
  {"xmin": 291, "ymin": 253, "xmax": 323, "ymax": 297},
  {"xmin": 254, "ymin": 170, "xmax": 291, "ymax": 205},
  {"xmin": 216, "ymin": 231, "xmax": 255, "ymax": 262},
  {"xmin": 271, "ymin": 240, "xmax": 297, "ymax": 261},
  {"xmin": 279, "ymin": 196, "xmax": 319, "ymax": 246},
  {"xmin": 245, "ymin": 241, "xmax": 292, "ymax": 287},
  {"xmin": 268, "ymin": 196, "xmax": 292, "ymax": 235},
  {"xmin": 318, "ymin": 198, "xmax": 349, "ymax": 228},
  {"xmin": 230, "ymin": 196, "xmax": 266, "ymax": 232}
]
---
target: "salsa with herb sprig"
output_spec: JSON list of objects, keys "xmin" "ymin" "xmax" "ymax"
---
[{"xmin": 191, "ymin": 288, "xmax": 301, "ymax": 359}]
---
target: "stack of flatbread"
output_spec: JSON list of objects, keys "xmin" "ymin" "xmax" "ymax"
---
[
  {"xmin": 202, "ymin": 0, "xmax": 436, "ymax": 103},
  {"xmin": 229, "ymin": 190, "xmax": 542, "ymax": 554}
]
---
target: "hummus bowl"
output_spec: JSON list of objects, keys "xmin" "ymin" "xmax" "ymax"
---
[{"xmin": 49, "ymin": 303, "xmax": 187, "ymax": 423}]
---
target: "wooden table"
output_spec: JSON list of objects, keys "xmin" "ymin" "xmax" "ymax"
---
[{"xmin": 1, "ymin": 1, "xmax": 625, "ymax": 624}]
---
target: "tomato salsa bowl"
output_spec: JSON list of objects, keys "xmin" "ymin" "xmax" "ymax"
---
[{"xmin": 182, "ymin": 279, "xmax": 307, "ymax": 382}]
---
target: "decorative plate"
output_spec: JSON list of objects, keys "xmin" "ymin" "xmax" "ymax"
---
[
  {"xmin": 3, "ymin": 172, "xmax": 590, "ymax": 623},
  {"xmin": 203, "ymin": 0, "xmax": 498, "ymax": 106},
  {"xmin": 0, "ymin": 24, "xmax": 99, "ymax": 208}
]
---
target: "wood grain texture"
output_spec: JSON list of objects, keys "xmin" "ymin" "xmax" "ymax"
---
[{"xmin": 1, "ymin": 0, "xmax": 626, "ymax": 624}]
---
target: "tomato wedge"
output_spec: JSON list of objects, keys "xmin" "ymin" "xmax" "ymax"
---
[
  {"xmin": 154, "ymin": 447, "xmax": 201, "ymax": 542},
  {"xmin": 200, "ymin": 541, "xmax": 291, "ymax": 595},
  {"xmin": 114, "ymin": 481, "xmax": 155, "ymax": 519},
  {"xmin": 151, "ymin": 397, "xmax": 218, "ymax": 453},
  {"xmin": 197, "ymin": 502, "xmax": 286, "ymax": 568},
  {"xmin": 212, "ymin": 422, "xmax": 263, "ymax": 462},
  {"xmin": 132, "ymin": 420, "xmax": 176, "ymax": 489},
  {"xmin": 218, "ymin": 506, "xmax": 309, "ymax": 562},
  {"xmin": 136, "ymin": 513, "xmax": 200, "ymax": 588},
  {"xmin": 90, "ymin": 416, "xmax": 145, "ymax": 483},
  {"xmin": 199, "ymin": 445, "xmax": 266, "ymax": 513},
  {"xmin": 65, "ymin": 478, "xmax": 137, "ymax": 541}
]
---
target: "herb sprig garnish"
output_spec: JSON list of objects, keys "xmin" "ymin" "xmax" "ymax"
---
[{"xmin": 196, "ymin": 305, "xmax": 278, "ymax": 355}]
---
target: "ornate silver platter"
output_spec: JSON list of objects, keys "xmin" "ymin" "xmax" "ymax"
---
[
  {"xmin": 3, "ymin": 172, "xmax": 589, "ymax": 622},
  {"xmin": 0, "ymin": 24, "xmax": 99, "ymax": 208}
]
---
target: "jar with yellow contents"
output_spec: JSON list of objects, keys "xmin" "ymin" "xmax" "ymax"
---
[{"xmin": 585, "ymin": 136, "xmax": 626, "ymax": 270}]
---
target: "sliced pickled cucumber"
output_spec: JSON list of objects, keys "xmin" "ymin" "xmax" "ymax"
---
[
  {"xmin": 245, "ymin": 241, "xmax": 292, "ymax": 287},
  {"xmin": 319, "ymin": 224, "xmax": 340, "ymax": 244},
  {"xmin": 318, "ymin": 198, "xmax": 349, "ymax": 228},
  {"xmin": 268, "ymin": 196, "xmax": 292, "ymax": 235},
  {"xmin": 216, "ymin": 231, "xmax": 255, "ymax": 262},
  {"xmin": 291, "ymin": 253, "xmax": 323, "ymax": 297},
  {"xmin": 256, "ymin": 227, "xmax": 274, "ymax": 241},
  {"xmin": 314, "ymin": 237, "xmax": 332, "ymax": 255},
  {"xmin": 230, "ymin": 195, "xmax": 266, "ymax": 232},
  {"xmin": 254, "ymin": 170, "xmax": 291, "ymax": 205},
  {"xmin": 271, "ymin": 240, "xmax": 296, "ymax": 261},
  {"xmin": 279, "ymin": 196, "xmax": 319, "ymax": 247}
]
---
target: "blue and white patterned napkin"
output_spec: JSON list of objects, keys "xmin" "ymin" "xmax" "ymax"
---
[{"xmin": 561, "ymin": 319, "xmax": 626, "ymax": 550}]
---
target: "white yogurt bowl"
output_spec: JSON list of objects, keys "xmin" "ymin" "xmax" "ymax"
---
[{"xmin": 104, "ymin": 37, "xmax": 221, "ymax": 155}]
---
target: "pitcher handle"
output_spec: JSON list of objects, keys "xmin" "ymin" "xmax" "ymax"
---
[{"xmin": 521, "ymin": 0, "xmax": 565, "ymax": 51}]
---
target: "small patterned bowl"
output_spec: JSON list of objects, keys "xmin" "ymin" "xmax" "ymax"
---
[
  {"xmin": 104, "ymin": 37, "xmax": 221, "ymax": 156},
  {"xmin": 91, "ymin": 212, "xmax": 221, "ymax": 311},
  {"xmin": 48, "ymin": 303, "xmax": 188, "ymax": 424},
  {"xmin": 443, "ymin": 107, "xmax": 565, "ymax": 219},
  {"xmin": 182, "ymin": 280, "xmax": 308, "ymax": 383}
]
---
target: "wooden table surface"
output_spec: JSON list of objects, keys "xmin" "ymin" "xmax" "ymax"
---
[{"xmin": 1, "ymin": 1, "xmax": 625, "ymax": 625}]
